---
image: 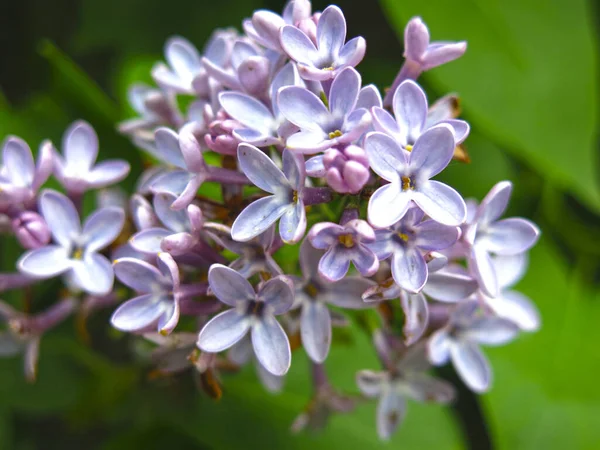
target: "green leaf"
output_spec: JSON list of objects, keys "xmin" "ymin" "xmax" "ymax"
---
[{"xmin": 380, "ymin": 0, "xmax": 600, "ymax": 212}]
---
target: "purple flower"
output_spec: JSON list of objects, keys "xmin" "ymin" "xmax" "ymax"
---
[
  {"xmin": 372, "ymin": 80, "xmax": 469, "ymax": 149},
  {"xmin": 280, "ymin": 5, "xmax": 366, "ymax": 81},
  {"xmin": 17, "ymin": 190, "xmax": 124, "ymax": 295},
  {"xmin": 197, "ymin": 264, "xmax": 294, "ymax": 376},
  {"xmin": 428, "ymin": 300, "xmax": 520, "ymax": 393},
  {"xmin": 356, "ymin": 344, "xmax": 455, "ymax": 441},
  {"xmin": 308, "ymin": 219, "xmax": 378, "ymax": 281},
  {"xmin": 110, "ymin": 253, "xmax": 182, "ymax": 335},
  {"xmin": 231, "ymin": 144, "xmax": 307, "ymax": 244},
  {"xmin": 368, "ymin": 207, "xmax": 459, "ymax": 293},
  {"xmin": 278, "ymin": 67, "xmax": 370, "ymax": 153},
  {"xmin": 218, "ymin": 63, "xmax": 303, "ymax": 147},
  {"xmin": 204, "ymin": 223, "xmax": 282, "ymax": 278},
  {"xmin": 293, "ymin": 240, "xmax": 374, "ymax": 362},
  {"xmin": 365, "ymin": 126, "xmax": 467, "ymax": 228},
  {"xmin": 465, "ymin": 181, "xmax": 540, "ymax": 297},
  {"xmin": 53, "ymin": 121, "xmax": 130, "ymax": 194},
  {"xmin": 0, "ymin": 137, "xmax": 53, "ymax": 208}
]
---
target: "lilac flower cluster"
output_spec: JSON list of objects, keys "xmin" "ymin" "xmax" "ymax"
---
[{"xmin": 0, "ymin": 0, "xmax": 541, "ymax": 441}]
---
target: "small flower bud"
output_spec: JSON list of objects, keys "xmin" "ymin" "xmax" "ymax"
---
[{"xmin": 11, "ymin": 211, "xmax": 51, "ymax": 249}]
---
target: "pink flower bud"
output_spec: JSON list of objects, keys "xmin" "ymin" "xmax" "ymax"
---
[{"xmin": 12, "ymin": 211, "xmax": 51, "ymax": 249}]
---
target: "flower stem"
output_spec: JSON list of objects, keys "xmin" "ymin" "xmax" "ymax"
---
[
  {"xmin": 207, "ymin": 167, "xmax": 249, "ymax": 185},
  {"xmin": 383, "ymin": 60, "xmax": 423, "ymax": 107},
  {"xmin": 303, "ymin": 187, "xmax": 333, "ymax": 206}
]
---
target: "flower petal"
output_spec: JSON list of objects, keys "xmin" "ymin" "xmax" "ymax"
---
[
  {"xmin": 329, "ymin": 67, "xmax": 360, "ymax": 118},
  {"xmin": 427, "ymin": 329, "xmax": 450, "ymax": 365},
  {"xmin": 277, "ymin": 86, "xmax": 329, "ymax": 132},
  {"xmin": 2, "ymin": 137, "xmax": 34, "ymax": 187},
  {"xmin": 150, "ymin": 170, "xmax": 194, "ymax": 198},
  {"xmin": 299, "ymin": 238, "xmax": 322, "ymax": 279},
  {"xmin": 62, "ymin": 121, "xmax": 98, "ymax": 172},
  {"xmin": 237, "ymin": 144, "xmax": 289, "ymax": 194},
  {"xmin": 356, "ymin": 370, "xmax": 386, "ymax": 398},
  {"xmin": 423, "ymin": 270, "xmax": 478, "ymax": 302},
  {"xmin": 279, "ymin": 201, "xmax": 306, "ymax": 244},
  {"xmin": 17, "ymin": 245, "xmax": 71, "ymax": 278},
  {"xmin": 465, "ymin": 317, "xmax": 520, "ymax": 346},
  {"xmin": 305, "ymin": 155, "xmax": 326, "ymax": 177},
  {"xmin": 352, "ymin": 245, "xmax": 379, "ymax": 277},
  {"xmin": 82, "ymin": 207, "xmax": 125, "ymax": 253},
  {"xmin": 110, "ymin": 293, "xmax": 165, "ymax": 331},
  {"xmin": 219, "ymin": 92, "xmax": 275, "ymax": 135},
  {"xmin": 364, "ymin": 132, "xmax": 406, "ymax": 182},
  {"xmin": 71, "ymin": 253, "xmax": 114, "ymax": 295},
  {"xmin": 393, "ymin": 80, "xmax": 427, "ymax": 144},
  {"xmin": 208, "ymin": 264, "xmax": 255, "ymax": 307},
  {"xmin": 413, "ymin": 180, "xmax": 466, "ymax": 226},
  {"xmin": 391, "ymin": 246, "xmax": 427, "ymax": 293},
  {"xmin": 300, "ymin": 300, "xmax": 332, "ymax": 363},
  {"xmin": 319, "ymin": 276, "xmax": 374, "ymax": 309},
  {"xmin": 371, "ymin": 107, "xmax": 402, "ymax": 140},
  {"xmin": 368, "ymin": 183, "xmax": 412, "ymax": 229},
  {"xmin": 469, "ymin": 244, "xmax": 498, "ymax": 297},
  {"xmin": 476, "ymin": 181, "xmax": 512, "ymax": 227},
  {"xmin": 317, "ymin": 5, "xmax": 346, "ymax": 55},
  {"xmin": 409, "ymin": 124, "xmax": 455, "ymax": 177},
  {"xmin": 251, "ymin": 317, "xmax": 291, "ymax": 376},
  {"xmin": 88, "ymin": 160, "xmax": 130, "ymax": 189},
  {"xmin": 154, "ymin": 128, "xmax": 186, "ymax": 168},
  {"xmin": 39, "ymin": 190, "xmax": 81, "ymax": 248},
  {"xmin": 318, "ymin": 247, "xmax": 351, "ymax": 282},
  {"xmin": 232, "ymin": 195, "xmax": 290, "ymax": 242},
  {"xmin": 488, "ymin": 290, "xmax": 540, "ymax": 332},
  {"xmin": 130, "ymin": 228, "xmax": 170, "ymax": 254},
  {"xmin": 337, "ymin": 36, "xmax": 366, "ymax": 68},
  {"xmin": 114, "ymin": 257, "xmax": 165, "ymax": 292},
  {"xmin": 286, "ymin": 130, "xmax": 329, "ymax": 153},
  {"xmin": 450, "ymin": 341, "xmax": 491, "ymax": 393},
  {"xmin": 197, "ymin": 309, "xmax": 251, "ymax": 353},
  {"xmin": 480, "ymin": 218, "xmax": 540, "ymax": 255},
  {"xmin": 259, "ymin": 276, "xmax": 295, "ymax": 314},
  {"xmin": 414, "ymin": 219, "xmax": 459, "ymax": 251},
  {"xmin": 165, "ymin": 36, "xmax": 201, "ymax": 80},
  {"xmin": 492, "ymin": 253, "xmax": 528, "ymax": 290},
  {"xmin": 406, "ymin": 373, "xmax": 455, "ymax": 403},
  {"xmin": 280, "ymin": 25, "xmax": 319, "ymax": 65},
  {"xmin": 401, "ymin": 292, "xmax": 429, "ymax": 345},
  {"xmin": 376, "ymin": 391, "xmax": 406, "ymax": 441}
]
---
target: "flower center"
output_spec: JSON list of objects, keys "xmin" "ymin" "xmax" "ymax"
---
[
  {"xmin": 328, "ymin": 130, "xmax": 343, "ymax": 139},
  {"xmin": 401, "ymin": 176, "xmax": 415, "ymax": 191},
  {"xmin": 338, "ymin": 233, "xmax": 355, "ymax": 248},
  {"xmin": 246, "ymin": 300, "xmax": 266, "ymax": 317},
  {"xmin": 397, "ymin": 232, "xmax": 410, "ymax": 242},
  {"xmin": 322, "ymin": 66, "xmax": 335, "ymax": 71},
  {"xmin": 405, "ymin": 144, "xmax": 413, "ymax": 152},
  {"xmin": 292, "ymin": 190, "xmax": 299, "ymax": 203},
  {"xmin": 304, "ymin": 282, "xmax": 319, "ymax": 298},
  {"xmin": 71, "ymin": 247, "xmax": 84, "ymax": 260}
]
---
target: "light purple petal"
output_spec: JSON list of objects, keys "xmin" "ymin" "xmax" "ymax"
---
[
  {"xmin": 157, "ymin": 252, "xmax": 180, "ymax": 289},
  {"xmin": 114, "ymin": 257, "xmax": 165, "ymax": 292},
  {"xmin": 405, "ymin": 373, "xmax": 455, "ymax": 403},
  {"xmin": 110, "ymin": 293, "xmax": 165, "ymax": 331},
  {"xmin": 422, "ymin": 42, "xmax": 467, "ymax": 70},
  {"xmin": 237, "ymin": 144, "xmax": 289, "ymax": 194},
  {"xmin": 356, "ymin": 370, "xmax": 385, "ymax": 398},
  {"xmin": 278, "ymin": 86, "xmax": 329, "ymax": 132},
  {"xmin": 17, "ymin": 245, "xmax": 71, "ymax": 278},
  {"xmin": 368, "ymin": 230, "xmax": 395, "ymax": 260},
  {"xmin": 150, "ymin": 170, "xmax": 194, "ymax": 198},
  {"xmin": 427, "ymin": 329, "xmax": 450, "ymax": 365},
  {"xmin": 279, "ymin": 201, "xmax": 306, "ymax": 244},
  {"xmin": 356, "ymin": 84, "xmax": 382, "ymax": 109},
  {"xmin": 404, "ymin": 17, "xmax": 429, "ymax": 61},
  {"xmin": 414, "ymin": 220, "xmax": 459, "ymax": 251},
  {"xmin": 39, "ymin": 190, "xmax": 81, "ymax": 248},
  {"xmin": 469, "ymin": 244, "xmax": 498, "ymax": 297},
  {"xmin": 300, "ymin": 300, "xmax": 332, "ymax": 363},
  {"xmin": 62, "ymin": 121, "xmax": 98, "ymax": 172},
  {"xmin": 368, "ymin": 183, "xmax": 412, "ymax": 229},
  {"xmin": 317, "ymin": 5, "xmax": 346, "ymax": 55},
  {"xmin": 493, "ymin": 253, "xmax": 528, "ymax": 289},
  {"xmin": 489, "ymin": 290, "xmax": 540, "ymax": 332},
  {"xmin": 165, "ymin": 36, "xmax": 202, "ymax": 79},
  {"xmin": 413, "ymin": 181, "xmax": 466, "ymax": 226},
  {"xmin": 364, "ymin": 132, "xmax": 406, "ymax": 182},
  {"xmin": 259, "ymin": 275, "xmax": 295, "ymax": 314},
  {"xmin": 219, "ymin": 92, "xmax": 275, "ymax": 135},
  {"xmin": 282, "ymin": 148, "xmax": 306, "ymax": 191},
  {"xmin": 24, "ymin": 338, "xmax": 40, "ymax": 382},
  {"xmin": 450, "ymin": 341, "xmax": 491, "ymax": 393},
  {"xmin": 480, "ymin": 218, "xmax": 539, "ymax": 255},
  {"xmin": 153, "ymin": 193, "xmax": 189, "ymax": 232},
  {"xmin": 71, "ymin": 253, "xmax": 114, "ymax": 295},
  {"xmin": 409, "ymin": 124, "xmax": 455, "ymax": 177},
  {"xmin": 319, "ymin": 247, "xmax": 351, "ymax": 282},
  {"xmin": 208, "ymin": 264, "xmax": 255, "ymax": 307},
  {"xmin": 393, "ymin": 80, "xmax": 427, "ymax": 143},
  {"xmin": 232, "ymin": 195, "xmax": 290, "ymax": 242},
  {"xmin": 3, "ymin": 137, "xmax": 34, "ymax": 187},
  {"xmin": 319, "ymin": 277, "xmax": 374, "ymax": 309},
  {"xmin": 82, "ymin": 207, "xmax": 125, "ymax": 253},
  {"xmin": 423, "ymin": 270, "xmax": 478, "ymax": 302},
  {"xmin": 376, "ymin": 391, "xmax": 406, "ymax": 441},
  {"xmin": 251, "ymin": 317, "xmax": 291, "ymax": 376},
  {"xmin": 440, "ymin": 119, "xmax": 470, "ymax": 144},
  {"xmin": 197, "ymin": 309, "xmax": 251, "ymax": 352},
  {"xmin": 305, "ymin": 155, "xmax": 326, "ymax": 177},
  {"xmin": 88, "ymin": 160, "xmax": 130, "ymax": 188},
  {"xmin": 329, "ymin": 67, "xmax": 360, "ymax": 117},
  {"xmin": 371, "ymin": 107, "xmax": 402, "ymax": 139},
  {"xmin": 337, "ymin": 36, "xmax": 366, "ymax": 68},
  {"xmin": 352, "ymin": 245, "xmax": 379, "ymax": 276},
  {"xmin": 476, "ymin": 181, "xmax": 512, "ymax": 227},
  {"xmin": 391, "ymin": 247, "xmax": 427, "ymax": 293},
  {"xmin": 465, "ymin": 317, "xmax": 520, "ymax": 346},
  {"xmin": 130, "ymin": 228, "xmax": 170, "ymax": 254},
  {"xmin": 280, "ymin": 25, "xmax": 319, "ymax": 65},
  {"xmin": 308, "ymin": 222, "xmax": 345, "ymax": 248},
  {"xmin": 233, "ymin": 128, "xmax": 274, "ymax": 147},
  {"xmin": 154, "ymin": 128, "xmax": 186, "ymax": 168},
  {"xmin": 157, "ymin": 299, "xmax": 180, "ymax": 335},
  {"xmin": 286, "ymin": 130, "xmax": 330, "ymax": 153},
  {"xmin": 401, "ymin": 292, "xmax": 429, "ymax": 345},
  {"xmin": 256, "ymin": 359, "xmax": 285, "ymax": 393}
]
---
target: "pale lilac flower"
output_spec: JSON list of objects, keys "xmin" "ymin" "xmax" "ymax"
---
[
  {"xmin": 0, "ymin": 137, "xmax": 53, "ymax": 208},
  {"xmin": 481, "ymin": 254, "xmax": 540, "ymax": 332},
  {"xmin": 365, "ymin": 126, "xmax": 467, "ymax": 227},
  {"xmin": 243, "ymin": 0, "xmax": 312, "ymax": 52},
  {"xmin": 204, "ymin": 223, "xmax": 282, "ymax": 277},
  {"xmin": 218, "ymin": 63, "xmax": 303, "ymax": 147},
  {"xmin": 278, "ymin": 67, "xmax": 370, "ymax": 153},
  {"xmin": 280, "ymin": 5, "xmax": 366, "ymax": 81},
  {"xmin": 293, "ymin": 240, "xmax": 374, "ymax": 363},
  {"xmin": 428, "ymin": 300, "xmax": 519, "ymax": 393},
  {"xmin": 368, "ymin": 207, "xmax": 459, "ymax": 293},
  {"xmin": 0, "ymin": 297, "xmax": 76, "ymax": 382},
  {"xmin": 197, "ymin": 264, "xmax": 294, "ymax": 376},
  {"xmin": 308, "ymin": 219, "xmax": 378, "ymax": 281},
  {"xmin": 53, "ymin": 121, "xmax": 130, "ymax": 194},
  {"xmin": 383, "ymin": 17, "xmax": 467, "ymax": 106},
  {"xmin": 110, "ymin": 253, "xmax": 182, "ymax": 335},
  {"xmin": 228, "ymin": 335, "xmax": 284, "ymax": 393},
  {"xmin": 465, "ymin": 181, "xmax": 540, "ymax": 297},
  {"xmin": 17, "ymin": 190, "xmax": 124, "ymax": 295},
  {"xmin": 372, "ymin": 80, "xmax": 469, "ymax": 148},
  {"xmin": 231, "ymin": 144, "xmax": 308, "ymax": 244},
  {"xmin": 422, "ymin": 265, "xmax": 479, "ymax": 303},
  {"xmin": 129, "ymin": 193, "xmax": 204, "ymax": 256},
  {"xmin": 357, "ymin": 344, "xmax": 454, "ymax": 440},
  {"xmin": 11, "ymin": 211, "xmax": 51, "ymax": 249}
]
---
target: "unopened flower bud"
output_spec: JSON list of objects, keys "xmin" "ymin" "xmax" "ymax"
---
[{"xmin": 12, "ymin": 211, "xmax": 51, "ymax": 249}]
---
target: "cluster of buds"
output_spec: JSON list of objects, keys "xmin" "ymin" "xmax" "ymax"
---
[{"xmin": 0, "ymin": 1, "xmax": 540, "ymax": 441}]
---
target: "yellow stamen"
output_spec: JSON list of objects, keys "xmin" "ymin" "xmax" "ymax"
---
[
  {"xmin": 305, "ymin": 283, "xmax": 318, "ymax": 298},
  {"xmin": 328, "ymin": 130, "xmax": 343, "ymax": 139},
  {"xmin": 292, "ymin": 190, "xmax": 299, "ymax": 203},
  {"xmin": 401, "ymin": 176, "xmax": 414, "ymax": 191},
  {"xmin": 72, "ymin": 248, "xmax": 83, "ymax": 260},
  {"xmin": 398, "ymin": 233, "xmax": 409, "ymax": 242},
  {"xmin": 405, "ymin": 144, "xmax": 413, "ymax": 152},
  {"xmin": 338, "ymin": 234, "xmax": 355, "ymax": 248},
  {"xmin": 323, "ymin": 66, "xmax": 335, "ymax": 71}
]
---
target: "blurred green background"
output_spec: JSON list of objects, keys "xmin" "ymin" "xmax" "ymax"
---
[{"xmin": 1, "ymin": 0, "xmax": 600, "ymax": 448}]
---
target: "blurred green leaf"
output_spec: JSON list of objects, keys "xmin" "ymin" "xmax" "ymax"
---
[{"xmin": 380, "ymin": 0, "xmax": 600, "ymax": 213}]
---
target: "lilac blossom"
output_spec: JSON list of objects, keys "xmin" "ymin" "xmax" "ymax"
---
[
  {"xmin": 372, "ymin": 80, "xmax": 469, "ymax": 149},
  {"xmin": 110, "ymin": 253, "xmax": 183, "ymax": 335},
  {"xmin": 428, "ymin": 301, "xmax": 520, "ymax": 392},
  {"xmin": 197, "ymin": 264, "xmax": 294, "ymax": 376},
  {"xmin": 232, "ymin": 144, "xmax": 317, "ymax": 244},
  {"xmin": 0, "ymin": 137, "xmax": 53, "ymax": 208},
  {"xmin": 53, "ymin": 121, "xmax": 130, "ymax": 194},
  {"xmin": 383, "ymin": 17, "xmax": 467, "ymax": 107},
  {"xmin": 357, "ymin": 343, "xmax": 454, "ymax": 440},
  {"xmin": 368, "ymin": 207, "xmax": 459, "ymax": 293},
  {"xmin": 217, "ymin": 62, "xmax": 303, "ymax": 147},
  {"xmin": 17, "ymin": 190, "xmax": 124, "ymax": 295},
  {"xmin": 465, "ymin": 181, "xmax": 540, "ymax": 297},
  {"xmin": 365, "ymin": 126, "xmax": 467, "ymax": 228},
  {"xmin": 292, "ymin": 240, "xmax": 375, "ymax": 363},
  {"xmin": 278, "ymin": 67, "xmax": 370, "ymax": 153},
  {"xmin": 279, "ymin": 5, "xmax": 366, "ymax": 81},
  {"xmin": 307, "ymin": 219, "xmax": 378, "ymax": 281}
]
